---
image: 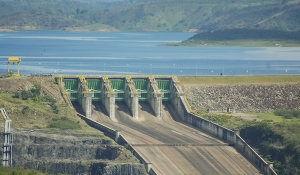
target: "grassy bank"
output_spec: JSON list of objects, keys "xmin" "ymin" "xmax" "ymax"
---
[
  {"xmin": 178, "ymin": 75, "xmax": 300, "ymax": 85},
  {"xmin": 0, "ymin": 77, "xmax": 103, "ymax": 136}
]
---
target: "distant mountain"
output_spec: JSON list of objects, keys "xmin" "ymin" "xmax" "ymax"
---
[{"xmin": 0, "ymin": 0, "xmax": 299, "ymax": 32}]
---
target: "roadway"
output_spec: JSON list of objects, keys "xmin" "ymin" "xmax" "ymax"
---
[{"xmin": 88, "ymin": 102, "xmax": 262, "ymax": 175}]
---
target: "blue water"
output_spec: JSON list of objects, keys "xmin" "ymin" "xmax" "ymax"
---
[{"xmin": 0, "ymin": 31, "xmax": 300, "ymax": 76}]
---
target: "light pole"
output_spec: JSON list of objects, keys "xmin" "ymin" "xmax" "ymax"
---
[{"xmin": 150, "ymin": 63, "xmax": 152, "ymax": 74}]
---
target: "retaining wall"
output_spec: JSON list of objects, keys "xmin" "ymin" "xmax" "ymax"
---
[
  {"xmin": 173, "ymin": 95, "xmax": 277, "ymax": 175},
  {"xmin": 77, "ymin": 113, "xmax": 155, "ymax": 175}
]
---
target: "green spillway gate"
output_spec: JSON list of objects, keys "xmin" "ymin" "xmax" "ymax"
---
[
  {"xmin": 64, "ymin": 79, "xmax": 79, "ymax": 101},
  {"xmin": 110, "ymin": 78, "xmax": 125, "ymax": 101},
  {"xmin": 86, "ymin": 79, "xmax": 102, "ymax": 101},
  {"xmin": 133, "ymin": 79, "xmax": 148, "ymax": 101},
  {"xmin": 156, "ymin": 79, "xmax": 171, "ymax": 101}
]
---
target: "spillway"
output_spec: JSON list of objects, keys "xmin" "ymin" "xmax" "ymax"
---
[
  {"xmin": 86, "ymin": 102, "xmax": 262, "ymax": 175},
  {"xmin": 60, "ymin": 75, "xmax": 274, "ymax": 175}
]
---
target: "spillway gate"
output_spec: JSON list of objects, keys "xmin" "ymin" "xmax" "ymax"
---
[{"xmin": 54, "ymin": 76, "xmax": 183, "ymax": 119}]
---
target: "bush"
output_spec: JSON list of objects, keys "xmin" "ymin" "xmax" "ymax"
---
[
  {"xmin": 43, "ymin": 95, "xmax": 57, "ymax": 104},
  {"xmin": 13, "ymin": 92, "xmax": 20, "ymax": 98},
  {"xmin": 21, "ymin": 90, "xmax": 32, "ymax": 100},
  {"xmin": 20, "ymin": 86, "xmax": 41, "ymax": 100},
  {"xmin": 48, "ymin": 117, "xmax": 79, "ymax": 130},
  {"xmin": 291, "ymin": 110, "xmax": 300, "ymax": 118},
  {"xmin": 274, "ymin": 109, "xmax": 300, "ymax": 119},
  {"xmin": 22, "ymin": 106, "xmax": 30, "ymax": 114},
  {"xmin": 283, "ymin": 113, "xmax": 293, "ymax": 119},
  {"xmin": 274, "ymin": 109, "xmax": 286, "ymax": 116},
  {"xmin": 30, "ymin": 85, "xmax": 41, "ymax": 97}
]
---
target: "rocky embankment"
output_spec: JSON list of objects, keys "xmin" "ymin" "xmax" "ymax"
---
[
  {"xmin": 0, "ymin": 130, "xmax": 146, "ymax": 175},
  {"xmin": 184, "ymin": 83, "xmax": 300, "ymax": 112}
]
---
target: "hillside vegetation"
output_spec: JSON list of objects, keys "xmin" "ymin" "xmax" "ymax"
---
[
  {"xmin": 0, "ymin": 0, "xmax": 300, "ymax": 32},
  {"xmin": 0, "ymin": 76, "xmax": 102, "ymax": 135},
  {"xmin": 174, "ymin": 29, "xmax": 300, "ymax": 46}
]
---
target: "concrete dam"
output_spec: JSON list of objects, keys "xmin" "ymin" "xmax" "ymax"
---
[{"xmin": 54, "ymin": 75, "xmax": 276, "ymax": 175}]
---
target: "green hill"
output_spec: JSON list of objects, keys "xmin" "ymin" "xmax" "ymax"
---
[
  {"xmin": 172, "ymin": 28, "xmax": 300, "ymax": 46},
  {"xmin": 0, "ymin": 0, "xmax": 300, "ymax": 32}
]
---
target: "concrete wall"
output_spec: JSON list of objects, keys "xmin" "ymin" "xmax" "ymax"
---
[
  {"xmin": 77, "ymin": 113, "xmax": 155, "ymax": 175},
  {"xmin": 171, "ymin": 94, "xmax": 277, "ymax": 175}
]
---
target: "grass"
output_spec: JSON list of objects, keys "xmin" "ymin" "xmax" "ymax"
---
[
  {"xmin": 0, "ymin": 167, "xmax": 50, "ymax": 175},
  {"xmin": 253, "ymin": 112, "xmax": 285, "ymax": 122},
  {"xmin": 0, "ymin": 91, "xmax": 103, "ymax": 136},
  {"xmin": 178, "ymin": 75, "xmax": 300, "ymax": 85}
]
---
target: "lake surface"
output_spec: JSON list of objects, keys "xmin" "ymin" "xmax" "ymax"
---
[{"xmin": 0, "ymin": 31, "xmax": 300, "ymax": 76}]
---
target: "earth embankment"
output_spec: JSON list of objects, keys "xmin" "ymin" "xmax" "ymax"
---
[{"xmin": 184, "ymin": 83, "xmax": 300, "ymax": 112}]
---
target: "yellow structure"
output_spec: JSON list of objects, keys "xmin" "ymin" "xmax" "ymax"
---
[{"xmin": 7, "ymin": 56, "xmax": 21, "ymax": 76}]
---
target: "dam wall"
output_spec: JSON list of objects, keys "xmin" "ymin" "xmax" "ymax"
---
[{"xmin": 185, "ymin": 83, "xmax": 300, "ymax": 112}]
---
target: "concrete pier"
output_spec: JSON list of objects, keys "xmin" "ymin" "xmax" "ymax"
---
[
  {"xmin": 125, "ymin": 77, "xmax": 140, "ymax": 118},
  {"xmin": 101, "ymin": 77, "xmax": 116, "ymax": 119},
  {"xmin": 56, "ymin": 75, "xmax": 178, "ymax": 119},
  {"xmin": 78, "ymin": 76, "xmax": 94, "ymax": 118},
  {"xmin": 147, "ymin": 77, "xmax": 163, "ymax": 118},
  {"xmin": 103, "ymin": 93, "xmax": 116, "ymax": 119},
  {"xmin": 79, "ymin": 93, "xmax": 94, "ymax": 118}
]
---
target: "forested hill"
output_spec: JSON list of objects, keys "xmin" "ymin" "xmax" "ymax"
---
[{"xmin": 0, "ymin": 0, "xmax": 300, "ymax": 32}]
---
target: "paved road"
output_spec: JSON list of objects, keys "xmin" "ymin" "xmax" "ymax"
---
[{"xmin": 90, "ymin": 102, "xmax": 262, "ymax": 175}]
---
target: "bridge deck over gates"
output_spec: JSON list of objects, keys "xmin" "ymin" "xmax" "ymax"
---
[{"xmin": 55, "ymin": 76, "xmax": 179, "ymax": 119}]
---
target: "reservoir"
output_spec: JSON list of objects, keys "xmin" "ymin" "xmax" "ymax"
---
[{"xmin": 0, "ymin": 31, "xmax": 299, "ymax": 76}]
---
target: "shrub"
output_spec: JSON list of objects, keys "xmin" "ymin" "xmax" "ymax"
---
[
  {"xmin": 283, "ymin": 114, "xmax": 293, "ymax": 119},
  {"xmin": 52, "ymin": 103, "xmax": 59, "ymax": 114},
  {"xmin": 274, "ymin": 109, "xmax": 300, "ymax": 119},
  {"xmin": 30, "ymin": 85, "xmax": 41, "ymax": 97},
  {"xmin": 21, "ymin": 90, "xmax": 32, "ymax": 100},
  {"xmin": 48, "ymin": 117, "xmax": 79, "ymax": 130},
  {"xmin": 22, "ymin": 106, "xmax": 30, "ymax": 115},
  {"xmin": 274, "ymin": 109, "xmax": 286, "ymax": 116},
  {"xmin": 13, "ymin": 92, "xmax": 20, "ymax": 98},
  {"xmin": 291, "ymin": 110, "xmax": 300, "ymax": 118},
  {"xmin": 43, "ymin": 95, "xmax": 57, "ymax": 104}
]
